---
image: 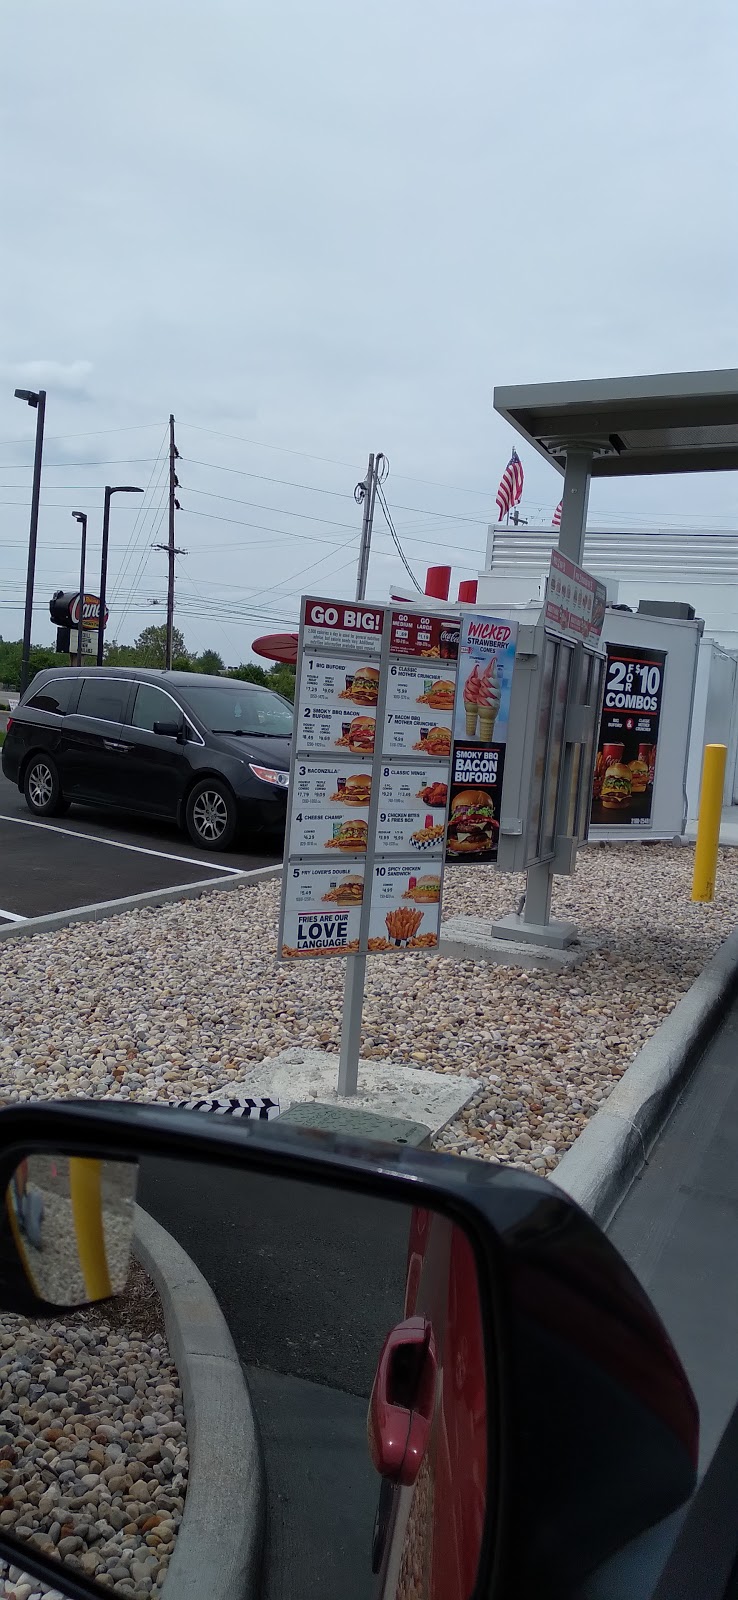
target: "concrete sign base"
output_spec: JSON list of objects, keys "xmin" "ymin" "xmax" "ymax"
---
[
  {"xmin": 439, "ymin": 915, "xmax": 594, "ymax": 971},
  {"xmin": 218, "ymin": 1047, "xmax": 478, "ymax": 1137}
]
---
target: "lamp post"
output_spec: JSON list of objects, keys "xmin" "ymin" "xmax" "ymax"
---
[
  {"xmin": 72, "ymin": 512, "xmax": 87, "ymax": 666},
  {"xmin": 14, "ymin": 387, "xmax": 47, "ymax": 695},
  {"xmin": 97, "ymin": 485, "xmax": 143, "ymax": 665}
]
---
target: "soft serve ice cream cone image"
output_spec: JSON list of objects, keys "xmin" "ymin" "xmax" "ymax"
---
[
  {"xmin": 477, "ymin": 658, "xmax": 501, "ymax": 741},
  {"xmin": 464, "ymin": 663, "xmax": 481, "ymax": 736}
]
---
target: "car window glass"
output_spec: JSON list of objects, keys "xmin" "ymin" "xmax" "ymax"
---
[
  {"xmin": 130, "ymin": 683, "xmax": 179, "ymax": 732},
  {"xmin": 182, "ymin": 683, "xmax": 293, "ymax": 735},
  {"xmin": 26, "ymin": 679, "xmax": 76, "ymax": 715},
  {"xmin": 75, "ymin": 678, "xmax": 128, "ymax": 723}
]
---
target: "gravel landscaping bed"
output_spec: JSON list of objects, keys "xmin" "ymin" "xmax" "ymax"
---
[
  {"xmin": 0, "ymin": 842, "xmax": 736, "ymax": 1176},
  {"xmin": 0, "ymin": 1294, "xmax": 186, "ymax": 1600}
]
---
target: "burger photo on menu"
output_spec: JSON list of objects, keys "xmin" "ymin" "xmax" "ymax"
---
[
  {"xmin": 324, "ymin": 819, "xmax": 368, "ymax": 851},
  {"xmin": 446, "ymin": 788, "xmax": 498, "ymax": 857},
  {"xmin": 329, "ymin": 772, "xmax": 372, "ymax": 805},
  {"xmin": 413, "ymin": 725, "xmax": 452, "ymax": 757},
  {"xmin": 338, "ymin": 665, "xmax": 380, "ymax": 707},
  {"xmin": 415, "ymin": 780, "xmax": 448, "ymax": 808},
  {"xmin": 322, "ymin": 874, "xmax": 364, "ymax": 905},
  {"xmin": 416, "ymin": 678, "xmax": 455, "ymax": 711},
  {"xmin": 336, "ymin": 715, "xmax": 375, "ymax": 754},
  {"xmin": 600, "ymin": 762, "xmax": 632, "ymax": 810},
  {"xmin": 403, "ymin": 875, "xmax": 441, "ymax": 904}
]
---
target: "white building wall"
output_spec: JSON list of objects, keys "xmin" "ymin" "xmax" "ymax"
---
[{"xmin": 478, "ymin": 526, "xmax": 738, "ymax": 650}]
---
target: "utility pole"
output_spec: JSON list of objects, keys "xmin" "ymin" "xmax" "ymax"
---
[
  {"xmin": 166, "ymin": 415, "xmax": 179, "ymax": 668},
  {"xmin": 353, "ymin": 451, "xmax": 386, "ymax": 602},
  {"xmin": 153, "ymin": 416, "xmax": 184, "ymax": 668},
  {"xmin": 337, "ymin": 448, "xmax": 386, "ymax": 1098}
]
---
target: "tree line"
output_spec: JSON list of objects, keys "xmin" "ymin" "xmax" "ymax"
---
[{"xmin": 0, "ymin": 624, "xmax": 296, "ymax": 701}]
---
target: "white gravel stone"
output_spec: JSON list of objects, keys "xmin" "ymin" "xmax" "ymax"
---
[
  {"xmin": 0, "ymin": 1318, "xmax": 185, "ymax": 1598},
  {"xmin": 0, "ymin": 842, "xmax": 732, "ymax": 1180}
]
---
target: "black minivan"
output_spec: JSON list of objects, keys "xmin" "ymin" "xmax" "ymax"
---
[{"xmin": 1, "ymin": 668, "xmax": 292, "ymax": 850}]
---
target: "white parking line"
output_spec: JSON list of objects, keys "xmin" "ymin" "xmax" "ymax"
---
[
  {"xmin": 0, "ymin": 813, "xmax": 244, "ymax": 875},
  {"xmin": 0, "ymin": 908, "xmax": 26, "ymax": 923}
]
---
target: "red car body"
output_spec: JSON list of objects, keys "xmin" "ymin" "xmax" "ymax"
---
[{"xmin": 371, "ymin": 1208, "xmax": 488, "ymax": 1600}]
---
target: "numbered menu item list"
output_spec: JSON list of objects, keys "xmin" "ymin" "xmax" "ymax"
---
[
  {"xmin": 296, "ymin": 653, "xmax": 379, "ymax": 755},
  {"xmin": 382, "ymin": 663, "xmax": 455, "ymax": 758},
  {"xmin": 375, "ymin": 763, "xmax": 449, "ymax": 853},
  {"xmin": 290, "ymin": 761, "xmax": 372, "ymax": 856},
  {"xmin": 280, "ymin": 862, "xmax": 365, "ymax": 958}
]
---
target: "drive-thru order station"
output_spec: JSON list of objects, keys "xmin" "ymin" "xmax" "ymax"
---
[{"xmin": 270, "ymin": 369, "xmax": 738, "ymax": 1106}]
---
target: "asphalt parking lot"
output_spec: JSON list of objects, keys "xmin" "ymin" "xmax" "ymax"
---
[{"xmin": 0, "ymin": 772, "xmax": 282, "ymax": 926}]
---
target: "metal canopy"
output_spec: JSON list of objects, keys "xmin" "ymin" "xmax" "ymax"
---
[{"xmin": 494, "ymin": 368, "xmax": 738, "ymax": 477}]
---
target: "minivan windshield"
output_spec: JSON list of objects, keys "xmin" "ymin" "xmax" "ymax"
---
[{"xmin": 181, "ymin": 683, "xmax": 293, "ymax": 737}]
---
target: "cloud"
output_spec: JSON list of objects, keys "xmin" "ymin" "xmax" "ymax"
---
[{"xmin": 0, "ymin": 360, "xmax": 93, "ymax": 397}]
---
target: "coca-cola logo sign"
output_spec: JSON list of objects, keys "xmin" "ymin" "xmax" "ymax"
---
[{"xmin": 70, "ymin": 593, "xmax": 108, "ymax": 629}]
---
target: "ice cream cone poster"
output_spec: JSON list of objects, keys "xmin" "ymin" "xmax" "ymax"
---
[{"xmin": 454, "ymin": 615, "xmax": 517, "ymax": 745}]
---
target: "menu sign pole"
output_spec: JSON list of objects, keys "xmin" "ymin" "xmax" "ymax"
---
[
  {"xmin": 337, "ymin": 620, "xmax": 393, "ymax": 1094},
  {"xmin": 278, "ymin": 596, "xmax": 458, "ymax": 1096}
]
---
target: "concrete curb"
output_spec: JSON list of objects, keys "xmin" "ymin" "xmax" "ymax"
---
[
  {"xmin": 0, "ymin": 863, "xmax": 282, "ymax": 942},
  {"xmin": 552, "ymin": 928, "xmax": 738, "ymax": 1229},
  {"xmin": 133, "ymin": 1205, "xmax": 264, "ymax": 1600}
]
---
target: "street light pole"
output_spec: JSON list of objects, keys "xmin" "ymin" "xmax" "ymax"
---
[
  {"xmin": 97, "ymin": 485, "xmax": 143, "ymax": 666},
  {"xmin": 14, "ymin": 388, "xmax": 47, "ymax": 695},
  {"xmin": 72, "ymin": 512, "xmax": 88, "ymax": 666}
]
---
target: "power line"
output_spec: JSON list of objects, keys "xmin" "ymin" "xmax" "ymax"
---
[
  {"xmin": 110, "ymin": 430, "xmax": 170, "ymax": 604},
  {"xmin": 183, "ymin": 456, "xmax": 354, "ymax": 500},
  {"xmin": 375, "ymin": 482, "xmax": 423, "ymax": 592},
  {"xmin": 179, "ymin": 482, "xmax": 358, "ymax": 533},
  {"xmin": 176, "ymin": 505, "xmax": 359, "ymax": 549},
  {"xmin": 0, "ymin": 457, "xmax": 159, "ymax": 472},
  {"xmin": 0, "ymin": 423, "xmax": 165, "ymax": 452}
]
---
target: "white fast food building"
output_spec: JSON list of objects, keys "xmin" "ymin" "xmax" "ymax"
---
[{"xmin": 473, "ymin": 524, "xmax": 738, "ymax": 830}]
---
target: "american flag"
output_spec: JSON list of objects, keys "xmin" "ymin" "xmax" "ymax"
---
[
  {"xmin": 552, "ymin": 499, "xmax": 562, "ymax": 527},
  {"xmin": 495, "ymin": 449, "xmax": 524, "ymax": 522}
]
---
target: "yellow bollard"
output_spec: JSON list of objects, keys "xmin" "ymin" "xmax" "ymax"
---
[
  {"xmin": 692, "ymin": 744, "xmax": 727, "ymax": 902},
  {"xmin": 69, "ymin": 1158, "xmax": 113, "ymax": 1301}
]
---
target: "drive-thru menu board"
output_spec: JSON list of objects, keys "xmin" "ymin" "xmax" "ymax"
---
[{"xmin": 279, "ymin": 598, "xmax": 458, "ymax": 959}]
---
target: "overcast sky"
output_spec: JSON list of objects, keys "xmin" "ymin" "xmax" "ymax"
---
[{"xmin": 1, "ymin": 0, "xmax": 737, "ymax": 662}]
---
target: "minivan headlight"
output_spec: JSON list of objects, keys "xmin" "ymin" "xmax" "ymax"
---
[{"xmin": 249, "ymin": 763, "xmax": 289, "ymax": 788}]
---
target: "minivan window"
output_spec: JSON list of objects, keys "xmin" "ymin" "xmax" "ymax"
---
[
  {"xmin": 129, "ymin": 683, "xmax": 181, "ymax": 733},
  {"xmin": 27, "ymin": 678, "xmax": 76, "ymax": 716},
  {"xmin": 181, "ymin": 684, "xmax": 293, "ymax": 736},
  {"xmin": 76, "ymin": 678, "xmax": 129, "ymax": 723}
]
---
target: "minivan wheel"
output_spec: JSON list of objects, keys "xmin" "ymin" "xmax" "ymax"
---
[
  {"xmin": 185, "ymin": 779, "xmax": 237, "ymax": 850},
  {"xmin": 23, "ymin": 755, "xmax": 69, "ymax": 818}
]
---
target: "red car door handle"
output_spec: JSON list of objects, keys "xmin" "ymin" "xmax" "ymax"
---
[{"xmin": 367, "ymin": 1316, "xmax": 437, "ymax": 1486}]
